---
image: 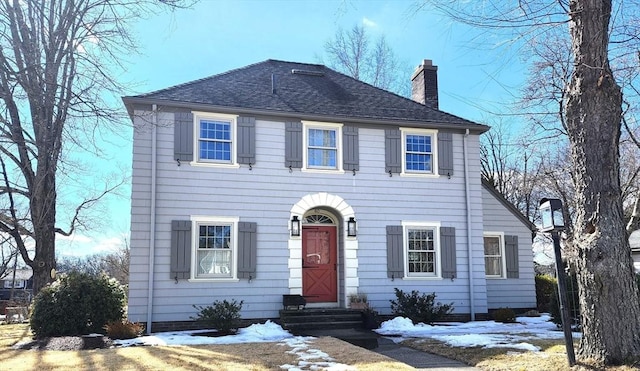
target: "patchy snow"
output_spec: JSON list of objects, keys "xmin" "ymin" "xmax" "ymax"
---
[
  {"xmin": 375, "ymin": 314, "xmax": 580, "ymax": 352},
  {"xmin": 107, "ymin": 314, "xmax": 575, "ymax": 369}
]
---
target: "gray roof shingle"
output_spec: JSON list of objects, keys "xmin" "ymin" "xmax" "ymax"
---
[{"xmin": 124, "ymin": 59, "xmax": 488, "ymax": 130}]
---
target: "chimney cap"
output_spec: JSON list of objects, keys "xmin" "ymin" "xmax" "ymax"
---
[{"xmin": 422, "ymin": 59, "xmax": 433, "ymax": 67}]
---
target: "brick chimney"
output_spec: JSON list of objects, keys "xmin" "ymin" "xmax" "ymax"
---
[{"xmin": 411, "ymin": 59, "xmax": 439, "ymax": 109}]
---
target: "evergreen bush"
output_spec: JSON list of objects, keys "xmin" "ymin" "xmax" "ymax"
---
[
  {"xmin": 492, "ymin": 307, "xmax": 516, "ymax": 323},
  {"xmin": 389, "ymin": 288, "xmax": 453, "ymax": 325},
  {"xmin": 535, "ymin": 274, "xmax": 557, "ymax": 313},
  {"xmin": 192, "ymin": 299, "xmax": 243, "ymax": 334},
  {"xmin": 30, "ymin": 271, "xmax": 125, "ymax": 338}
]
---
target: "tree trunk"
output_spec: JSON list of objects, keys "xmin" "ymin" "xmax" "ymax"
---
[
  {"xmin": 565, "ymin": 0, "xmax": 640, "ymax": 364},
  {"xmin": 29, "ymin": 168, "xmax": 57, "ymax": 295}
]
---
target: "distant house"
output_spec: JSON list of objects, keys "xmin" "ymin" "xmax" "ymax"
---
[
  {"xmin": 0, "ymin": 268, "xmax": 33, "ymax": 301},
  {"xmin": 123, "ymin": 59, "xmax": 537, "ymax": 332}
]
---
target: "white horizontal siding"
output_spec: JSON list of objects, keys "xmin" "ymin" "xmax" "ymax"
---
[
  {"xmin": 130, "ymin": 111, "xmax": 498, "ymax": 322},
  {"xmin": 482, "ymin": 186, "xmax": 536, "ymax": 309}
]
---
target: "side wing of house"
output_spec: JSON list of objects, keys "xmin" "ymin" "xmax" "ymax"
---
[{"xmin": 481, "ymin": 182, "xmax": 536, "ymax": 310}]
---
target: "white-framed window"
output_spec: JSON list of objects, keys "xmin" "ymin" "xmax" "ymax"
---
[
  {"xmin": 403, "ymin": 221, "xmax": 441, "ymax": 278},
  {"xmin": 303, "ymin": 121, "xmax": 343, "ymax": 171},
  {"xmin": 3, "ymin": 279, "xmax": 24, "ymax": 289},
  {"xmin": 193, "ymin": 112, "xmax": 238, "ymax": 166},
  {"xmin": 483, "ymin": 232, "xmax": 506, "ymax": 278},
  {"xmin": 401, "ymin": 128, "xmax": 437, "ymax": 175},
  {"xmin": 191, "ymin": 216, "xmax": 239, "ymax": 280}
]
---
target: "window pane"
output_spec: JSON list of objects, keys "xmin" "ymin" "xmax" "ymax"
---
[
  {"xmin": 484, "ymin": 237, "xmax": 501, "ymax": 255},
  {"xmin": 407, "ymin": 228, "xmax": 436, "ymax": 274},
  {"xmin": 405, "ymin": 134, "xmax": 433, "ymax": 172},
  {"xmin": 200, "ymin": 120, "xmax": 230, "ymax": 140},
  {"xmin": 309, "ymin": 128, "xmax": 336, "ymax": 147},
  {"xmin": 197, "ymin": 250, "xmax": 231, "ymax": 275},
  {"xmin": 199, "ymin": 119, "xmax": 232, "ymax": 161},
  {"xmin": 308, "ymin": 148, "xmax": 337, "ymax": 167},
  {"xmin": 485, "ymin": 257, "xmax": 502, "ymax": 276}
]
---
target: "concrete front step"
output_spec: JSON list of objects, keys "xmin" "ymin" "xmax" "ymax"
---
[{"xmin": 279, "ymin": 308, "xmax": 366, "ymax": 333}]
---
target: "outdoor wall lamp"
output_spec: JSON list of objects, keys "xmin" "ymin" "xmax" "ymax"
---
[
  {"xmin": 290, "ymin": 216, "xmax": 300, "ymax": 237},
  {"xmin": 347, "ymin": 217, "xmax": 357, "ymax": 237},
  {"xmin": 538, "ymin": 197, "xmax": 575, "ymax": 366},
  {"xmin": 539, "ymin": 198, "xmax": 565, "ymax": 232}
]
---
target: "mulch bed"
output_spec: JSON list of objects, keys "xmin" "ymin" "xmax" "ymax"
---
[{"xmin": 12, "ymin": 335, "xmax": 113, "ymax": 351}]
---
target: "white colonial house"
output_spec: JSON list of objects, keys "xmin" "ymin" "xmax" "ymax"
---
[{"xmin": 123, "ymin": 59, "xmax": 537, "ymax": 332}]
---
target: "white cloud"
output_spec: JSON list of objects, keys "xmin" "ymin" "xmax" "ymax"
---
[{"xmin": 362, "ymin": 17, "xmax": 377, "ymax": 28}]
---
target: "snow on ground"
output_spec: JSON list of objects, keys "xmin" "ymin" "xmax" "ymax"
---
[
  {"xmin": 108, "ymin": 313, "xmax": 577, "ymax": 370},
  {"xmin": 375, "ymin": 314, "xmax": 581, "ymax": 352},
  {"xmin": 113, "ymin": 320, "xmax": 356, "ymax": 371}
]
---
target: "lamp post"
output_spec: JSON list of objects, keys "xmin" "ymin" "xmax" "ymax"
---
[{"xmin": 539, "ymin": 198, "xmax": 575, "ymax": 366}]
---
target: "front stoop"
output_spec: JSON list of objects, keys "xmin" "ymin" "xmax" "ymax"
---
[
  {"xmin": 279, "ymin": 308, "xmax": 378, "ymax": 349},
  {"xmin": 279, "ymin": 308, "xmax": 364, "ymax": 333}
]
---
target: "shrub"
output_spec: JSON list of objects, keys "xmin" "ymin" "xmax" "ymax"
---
[
  {"xmin": 549, "ymin": 272, "xmax": 580, "ymax": 328},
  {"xmin": 389, "ymin": 288, "xmax": 453, "ymax": 325},
  {"xmin": 192, "ymin": 299, "xmax": 243, "ymax": 334},
  {"xmin": 105, "ymin": 320, "xmax": 145, "ymax": 339},
  {"xmin": 492, "ymin": 308, "xmax": 516, "ymax": 323},
  {"xmin": 30, "ymin": 271, "xmax": 125, "ymax": 338},
  {"xmin": 535, "ymin": 274, "xmax": 557, "ymax": 313}
]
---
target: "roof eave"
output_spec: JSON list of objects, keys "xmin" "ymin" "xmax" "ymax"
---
[{"xmin": 122, "ymin": 96, "xmax": 491, "ymax": 133}]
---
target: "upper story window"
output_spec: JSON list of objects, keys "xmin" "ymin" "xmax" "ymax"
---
[
  {"xmin": 303, "ymin": 121, "xmax": 343, "ymax": 172},
  {"xmin": 401, "ymin": 128, "xmax": 437, "ymax": 175},
  {"xmin": 193, "ymin": 216, "xmax": 239, "ymax": 279},
  {"xmin": 484, "ymin": 232, "xmax": 506, "ymax": 278},
  {"xmin": 404, "ymin": 222, "xmax": 440, "ymax": 278},
  {"xmin": 193, "ymin": 112, "xmax": 238, "ymax": 166}
]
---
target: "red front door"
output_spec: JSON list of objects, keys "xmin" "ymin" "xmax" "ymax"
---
[{"xmin": 302, "ymin": 226, "xmax": 337, "ymax": 303}]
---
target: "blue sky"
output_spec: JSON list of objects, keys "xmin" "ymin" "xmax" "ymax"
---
[{"xmin": 57, "ymin": 0, "xmax": 527, "ymax": 257}]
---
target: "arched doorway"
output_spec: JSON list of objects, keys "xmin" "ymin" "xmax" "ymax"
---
[
  {"xmin": 288, "ymin": 192, "xmax": 360, "ymax": 308},
  {"xmin": 302, "ymin": 210, "xmax": 338, "ymax": 303}
]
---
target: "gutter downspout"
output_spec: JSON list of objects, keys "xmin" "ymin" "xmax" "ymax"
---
[
  {"xmin": 146, "ymin": 105, "xmax": 158, "ymax": 334},
  {"xmin": 463, "ymin": 128, "xmax": 476, "ymax": 321}
]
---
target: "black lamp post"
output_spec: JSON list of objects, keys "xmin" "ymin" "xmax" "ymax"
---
[{"xmin": 539, "ymin": 198, "xmax": 575, "ymax": 367}]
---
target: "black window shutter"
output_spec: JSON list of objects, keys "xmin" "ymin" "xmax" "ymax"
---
[
  {"xmin": 343, "ymin": 125, "xmax": 359, "ymax": 172},
  {"xmin": 237, "ymin": 116, "xmax": 256, "ymax": 165},
  {"xmin": 505, "ymin": 235, "xmax": 519, "ymax": 278},
  {"xmin": 386, "ymin": 225, "xmax": 404, "ymax": 279},
  {"xmin": 440, "ymin": 227, "xmax": 457, "ymax": 279},
  {"xmin": 385, "ymin": 129, "xmax": 402, "ymax": 174},
  {"xmin": 285, "ymin": 121, "xmax": 303, "ymax": 169},
  {"xmin": 174, "ymin": 112, "xmax": 194, "ymax": 162},
  {"xmin": 438, "ymin": 131, "xmax": 454, "ymax": 177},
  {"xmin": 171, "ymin": 220, "xmax": 192, "ymax": 280},
  {"xmin": 237, "ymin": 222, "xmax": 257, "ymax": 279}
]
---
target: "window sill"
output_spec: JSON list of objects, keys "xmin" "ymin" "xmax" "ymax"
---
[
  {"xmin": 301, "ymin": 168, "xmax": 345, "ymax": 174},
  {"xmin": 402, "ymin": 276, "xmax": 442, "ymax": 281},
  {"xmin": 485, "ymin": 276, "xmax": 507, "ymax": 280},
  {"xmin": 400, "ymin": 172, "xmax": 440, "ymax": 178},
  {"xmin": 189, "ymin": 161, "xmax": 240, "ymax": 169},
  {"xmin": 187, "ymin": 278, "xmax": 240, "ymax": 283}
]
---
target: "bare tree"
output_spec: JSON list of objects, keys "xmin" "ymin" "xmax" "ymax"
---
[
  {"xmin": 0, "ymin": 0, "xmax": 190, "ymax": 295},
  {"xmin": 57, "ymin": 244, "xmax": 129, "ymax": 286},
  {"xmin": 322, "ymin": 25, "xmax": 410, "ymax": 96},
  {"xmin": 418, "ymin": 0, "xmax": 640, "ymax": 364}
]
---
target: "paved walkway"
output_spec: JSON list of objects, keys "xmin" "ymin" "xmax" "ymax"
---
[
  {"xmin": 373, "ymin": 337, "xmax": 480, "ymax": 370},
  {"xmin": 302, "ymin": 328, "xmax": 480, "ymax": 370}
]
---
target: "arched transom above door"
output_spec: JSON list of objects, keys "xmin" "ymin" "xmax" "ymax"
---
[{"xmin": 290, "ymin": 192, "xmax": 354, "ymax": 219}]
